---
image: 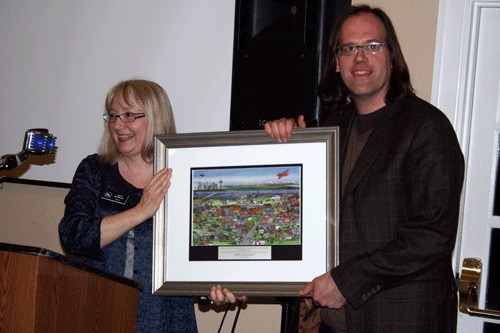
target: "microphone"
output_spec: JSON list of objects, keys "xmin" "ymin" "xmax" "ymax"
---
[
  {"xmin": 0, "ymin": 129, "xmax": 56, "ymax": 171},
  {"xmin": 198, "ymin": 296, "xmax": 213, "ymax": 307},
  {"xmin": 23, "ymin": 128, "xmax": 56, "ymax": 155}
]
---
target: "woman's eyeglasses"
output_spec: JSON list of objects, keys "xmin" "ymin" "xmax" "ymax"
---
[{"xmin": 103, "ymin": 112, "xmax": 146, "ymax": 123}]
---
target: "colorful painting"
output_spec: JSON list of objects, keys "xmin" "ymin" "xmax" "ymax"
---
[{"xmin": 189, "ymin": 164, "xmax": 302, "ymax": 260}]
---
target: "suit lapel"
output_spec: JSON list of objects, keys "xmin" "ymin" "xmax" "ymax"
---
[{"xmin": 342, "ymin": 100, "xmax": 403, "ymax": 199}]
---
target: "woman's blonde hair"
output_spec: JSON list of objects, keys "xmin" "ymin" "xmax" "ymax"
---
[{"xmin": 98, "ymin": 79, "xmax": 176, "ymax": 163}]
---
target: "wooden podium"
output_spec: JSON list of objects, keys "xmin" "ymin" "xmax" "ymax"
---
[{"xmin": 0, "ymin": 242, "xmax": 141, "ymax": 333}]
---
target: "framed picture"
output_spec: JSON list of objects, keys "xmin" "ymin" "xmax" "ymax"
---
[{"xmin": 152, "ymin": 127, "xmax": 339, "ymax": 296}]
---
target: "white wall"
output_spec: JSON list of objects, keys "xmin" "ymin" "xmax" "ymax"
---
[{"xmin": 0, "ymin": 0, "xmax": 235, "ymax": 183}]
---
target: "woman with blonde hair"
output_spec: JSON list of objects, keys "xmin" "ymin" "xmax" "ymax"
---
[{"xmin": 59, "ymin": 79, "xmax": 197, "ymax": 332}]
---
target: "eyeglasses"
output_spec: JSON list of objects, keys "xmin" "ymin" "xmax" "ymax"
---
[
  {"xmin": 335, "ymin": 42, "xmax": 387, "ymax": 56},
  {"xmin": 103, "ymin": 112, "xmax": 146, "ymax": 123}
]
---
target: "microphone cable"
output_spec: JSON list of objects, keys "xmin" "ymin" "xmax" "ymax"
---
[
  {"xmin": 216, "ymin": 303, "xmax": 231, "ymax": 333},
  {"xmin": 230, "ymin": 301, "xmax": 243, "ymax": 333},
  {"xmin": 216, "ymin": 300, "xmax": 244, "ymax": 333}
]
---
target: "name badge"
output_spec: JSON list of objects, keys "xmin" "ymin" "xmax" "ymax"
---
[{"xmin": 101, "ymin": 191, "xmax": 129, "ymax": 205}]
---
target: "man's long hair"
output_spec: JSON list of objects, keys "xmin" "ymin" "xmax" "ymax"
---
[{"xmin": 318, "ymin": 5, "xmax": 415, "ymax": 111}]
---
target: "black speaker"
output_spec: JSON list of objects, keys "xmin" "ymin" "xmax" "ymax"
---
[{"xmin": 229, "ymin": 0, "xmax": 351, "ymax": 131}]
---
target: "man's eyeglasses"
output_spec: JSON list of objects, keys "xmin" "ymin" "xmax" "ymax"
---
[
  {"xmin": 335, "ymin": 42, "xmax": 387, "ymax": 56},
  {"xmin": 103, "ymin": 112, "xmax": 146, "ymax": 123}
]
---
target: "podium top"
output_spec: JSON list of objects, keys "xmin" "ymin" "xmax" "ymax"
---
[{"xmin": 0, "ymin": 242, "xmax": 142, "ymax": 290}]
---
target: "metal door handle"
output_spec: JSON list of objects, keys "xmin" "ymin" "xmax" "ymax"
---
[{"xmin": 458, "ymin": 257, "xmax": 500, "ymax": 318}]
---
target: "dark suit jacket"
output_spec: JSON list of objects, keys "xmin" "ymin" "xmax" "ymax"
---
[{"xmin": 324, "ymin": 96, "xmax": 464, "ymax": 332}]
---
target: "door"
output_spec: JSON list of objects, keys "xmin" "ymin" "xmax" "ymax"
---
[{"xmin": 433, "ymin": 1, "xmax": 500, "ymax": 331}]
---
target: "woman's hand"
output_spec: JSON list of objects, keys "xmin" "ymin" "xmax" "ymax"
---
[
  {"xmin": 210, "ymin": 285, "xmax": 248, "ymax": 306},
  {"xmin": 135, "ymin": 168, "xmax": 172, "ymax": 221},
  {"xmin": 264, "ymin": 115, "xmax": 306, "ymax": 143},
  {"xmin": 100, "ymin": 168, "xmax": 173, "ymax": 247}
]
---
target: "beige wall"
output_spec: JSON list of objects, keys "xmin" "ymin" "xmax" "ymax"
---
[
  {"xmin": 0, "ymin": 2, "xmax": 439, "ymax": 332},
  {"xmin": 0, "ymin": 182, "xmax": 67, "ymax": 253}
]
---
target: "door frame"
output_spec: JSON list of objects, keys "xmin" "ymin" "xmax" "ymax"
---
[
  {"xmin": 433, "ymin": 0, "xmax": 500, "ymax": 329},
  {"xmin": 432, "ymin": 0, "xmax": 500, "ymax": 273}
]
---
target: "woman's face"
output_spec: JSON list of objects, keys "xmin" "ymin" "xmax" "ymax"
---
[{"xmin": 107, "ymin": 93, "xmax": 148, "ymax": 159}]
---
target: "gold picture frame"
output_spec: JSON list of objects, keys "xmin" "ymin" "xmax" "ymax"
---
[{"xmin": 152, "ymin": 127, "xmax": 339, "ymax": 296}]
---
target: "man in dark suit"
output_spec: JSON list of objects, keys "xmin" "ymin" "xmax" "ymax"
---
[{"xmin": 265, "ymin": 5, "xmax": 464, "ymax": 333}]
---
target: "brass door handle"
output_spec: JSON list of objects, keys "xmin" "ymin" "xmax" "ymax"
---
[{"xmin": 458, "ymin": 257, "xmax": 500, "ymax": 318}]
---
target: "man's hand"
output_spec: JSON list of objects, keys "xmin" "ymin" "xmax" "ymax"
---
[
  {"xmin": 299, "ymin": 272, "xmax": 346, "ymax": 309},
  {"xmin": 264, "ymin": 115, "xmax": 306, "ymax": 143}
]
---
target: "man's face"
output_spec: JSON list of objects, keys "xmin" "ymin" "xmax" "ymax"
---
[{"xmin": 335, "ymin": 12, "xmax": 392, "ymax": 112}]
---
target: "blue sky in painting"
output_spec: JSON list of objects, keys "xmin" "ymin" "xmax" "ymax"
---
[{"xmin": 192, "ymin": 165, "xmax": 301, "ymax": 186}]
